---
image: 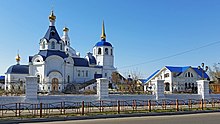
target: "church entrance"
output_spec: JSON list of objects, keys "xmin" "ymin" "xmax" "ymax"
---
[{"xmin": 52, "ymin": 78, "xmax": 59, "ymax": 92}]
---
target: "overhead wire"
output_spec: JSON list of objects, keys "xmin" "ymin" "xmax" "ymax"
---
[{"xmin": 118, "ymin": 40, "xmax": 220, "ymax": 70}]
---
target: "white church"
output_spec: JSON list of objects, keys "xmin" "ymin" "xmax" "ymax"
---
[{"xmin": 4, "ymin": 11, "xmax": 116, "ymax": 93}]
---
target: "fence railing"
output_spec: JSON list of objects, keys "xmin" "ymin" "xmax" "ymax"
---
[{"xmin": 1, "ymin": 98, "xmax": 220, "ymax": 118}]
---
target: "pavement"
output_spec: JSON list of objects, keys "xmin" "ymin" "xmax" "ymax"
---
[{"xmin": 0, "ymin": 110, "xmax": 220, "ymax": 124}]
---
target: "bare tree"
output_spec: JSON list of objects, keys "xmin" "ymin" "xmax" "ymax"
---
[
  {"xmin": 209, "ymin": 63, "xmax": 220, "ymax": 83},
  {"xmin": 126, "ymin": 70, "xmax": 144, "ymax": 93}
]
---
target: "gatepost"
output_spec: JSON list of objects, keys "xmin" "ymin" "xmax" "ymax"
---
[
  {"xmin": 152, "ymin": 80, "xmax": 165, "ymax": 100},
  {"xmin": 197, "ymin": 80, "xmax": 210, "ymax": 99},
  {"xmin": 97, "ymin": 78, "xmax": 109, "ymax": 100},
  {"xmin": 25, "ymin": 76, "xmax": 38, "ymax": 102}
]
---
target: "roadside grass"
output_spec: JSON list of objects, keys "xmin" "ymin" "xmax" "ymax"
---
[{"xmin": 0, "ymin": 107, "xmax": 220, "ymax": 120}]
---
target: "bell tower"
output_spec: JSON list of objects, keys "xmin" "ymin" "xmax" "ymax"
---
[{"xmin": 93, "ymin": 21, "xmax": 115, "ymax": 78}]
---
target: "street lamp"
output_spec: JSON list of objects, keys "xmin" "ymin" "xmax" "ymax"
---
[{"xmin": 198, "ymin": 63, "xmax": 208, "ymax": 80}]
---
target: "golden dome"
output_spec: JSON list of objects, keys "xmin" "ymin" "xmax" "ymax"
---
[
  {"xmin": 63, "ymin": 27, "xmax": 69, "ymax": 32},
  {"xmin": 16, "ymin": 54, "xmax": 21, "ymax": 62},
  {"xmin": 49, "ymin": 10, "xmax": 56, "ymax": 21}
]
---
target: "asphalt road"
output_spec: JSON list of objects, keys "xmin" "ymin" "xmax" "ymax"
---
[{"xmin": 21, "ymin": 112, "xmax": 220, "ymax": 124}]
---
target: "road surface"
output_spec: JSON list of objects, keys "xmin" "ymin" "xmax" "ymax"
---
[{"xmin": 21, "ymin": 112, "xmax": 220, "ymax": 124}]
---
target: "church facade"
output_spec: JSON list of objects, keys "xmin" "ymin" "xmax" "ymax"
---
[{"xmin": 5, "ymin": 11, "xmax": 116, "ymax": 93}]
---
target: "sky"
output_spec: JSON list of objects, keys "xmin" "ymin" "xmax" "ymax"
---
[{"xmin": 0, "ymin": 0, "xmax": 220, "ymax": 78}]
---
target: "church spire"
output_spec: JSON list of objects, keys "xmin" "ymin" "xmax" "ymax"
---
[
  {"xmin": 101, "ymin": 21, "xmax": 106, "ymax": 41},
  {"xmin": 49, "ymin": 10, "xmax": 56, "ymax": 26}
]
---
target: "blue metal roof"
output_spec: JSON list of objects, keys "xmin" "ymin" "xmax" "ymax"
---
[
  {"xmin": 165, "ymin": 66, "xmax": 191, "ymax": 73},
  {"xmin": 72, "ymin": 57, "xmax": 89, "ymax": 67},
  {"xmin": 192, "ymin": 67, "xmax": 209, "ymax": 79},
  {"xmin": 87, "ymin": 52, "xmax": 97, "ymax": 65},
  {"xmin": 165, "ymin": 66, "xmax": 209, "ymax": 79},
  {"xmin": 44, "ymin": 26, "xmax": 61, "ymax": 42},
  {"xmin": 0, "ymin": 76, "xmax": 5, "ymax": 80},
  {"xmin": 6, "ymin": 64, "xmax": 29, "ymax": 74},
  {"xmin": 38, "ymin": 50, "xmax": 68, "ymax": 60},
  {"xmin": 143, "ymin": 70, "xmax": 160, "ymax": 84},
  {"xmin": 95, "ymin": 39, "xmax": 112, "ymax": 47}
]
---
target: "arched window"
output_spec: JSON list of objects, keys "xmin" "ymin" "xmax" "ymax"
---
[
  {"xmin": 185, "ymin": 83, "xmax": 187, "ymax": 89},
  {"xmin": 51, "ymin": 31, "xmax": 55, "ymax": 36},
  {"xmin": 185, "ymin": 73, "xmax": 187, "ymax": 77},
  {"xmin": 111, "ymin": 49, "xmax": 113, "ymax": 55},
  {"xmin": 78, "ymin": 70, "xmax": 80, "ymax": 77},
  {"xmin": 191, "ymin": 73, "xmax": 193, "ymax": 77},
  {"xmin": 105, "ymin": 48, "xmax": 108, "ymax": 55},
  {"xmin": 37, "ymin": 75, "xmax": 40, "ymax": 83},
  {"xmin": 86, "ymin": 70, "xmax": 88, "ymax": 77},
  {"xmin": 42, "ymin": 42, "xmax": 45, "ymax": 49},
  {"xmin": 65, "ymin": 41, "xmax": 68, "ymax": 45},
  {"xmin": 98, "ymin": 48, "xmax": 101, "ymax": 54},
  {"xmin": 60, "ymin": 43, "xmax": 63, "ymax": 50},
  {"xmin": 51, "ymin": 41, "xmax": 55, "ymax": 49},
  {"xmin": 67, "ymin": 75, "xmax": 70, "ymax": 83}
]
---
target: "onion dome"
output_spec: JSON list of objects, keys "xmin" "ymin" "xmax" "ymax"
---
[
  {"xmin": 49, "ymin": 10, "xmax": 56, "ymax": 21},
  {"xmin": 63, "ymin": 27, "xmax": 69, "ymax": 32},
  {"xmin": 15, "ymin": 54, "xmax": 21, "ymax": 63}
]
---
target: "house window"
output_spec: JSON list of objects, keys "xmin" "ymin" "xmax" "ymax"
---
[
  {"xmin": 105, "ymin": 73, "xmax": 107, "ymax": 77},
  {"xmin": 164, "ymin": 73, "xmax": 169, "ymax": 78},
  {"xmin": 185, "ymin": 73, "xmax": 187, "ymax": 77},
  {"xmin": 111, "ymin": 49, "xmax": 113, "ymax": 55},
  {"xmin": 185, "ymin": 83, "xmax": 187, "ymax": 89},
  {"xmin": 105, "ymin": 48, "xmax": 108, "ymax": 55},
  {"xmin": 165, "ymin": 82, "xmax": 170, "ymax": 91},
  {"xmin": 51, "ymin": 41, "xmax": 55, "ymax": 49},
  {"xmin": 191, "ymin": 73, "xmax": 193, "ymax": 77},
  {"xmin": 98, "ymin": 48, "xmax": 101, "ymax": 54},
  {"xmin": 188, "ymin": 72, "xmax": 191, "ymax": 77}
]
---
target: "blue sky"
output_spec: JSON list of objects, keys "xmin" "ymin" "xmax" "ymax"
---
[{"xmin": 0, "ymin": 0, "xmax": 220, "ymax": 78}]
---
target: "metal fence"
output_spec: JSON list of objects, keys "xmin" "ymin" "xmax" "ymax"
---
[{"xmin": 1, "ymin": 98, "xmax": 220, "ymax": 118}]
